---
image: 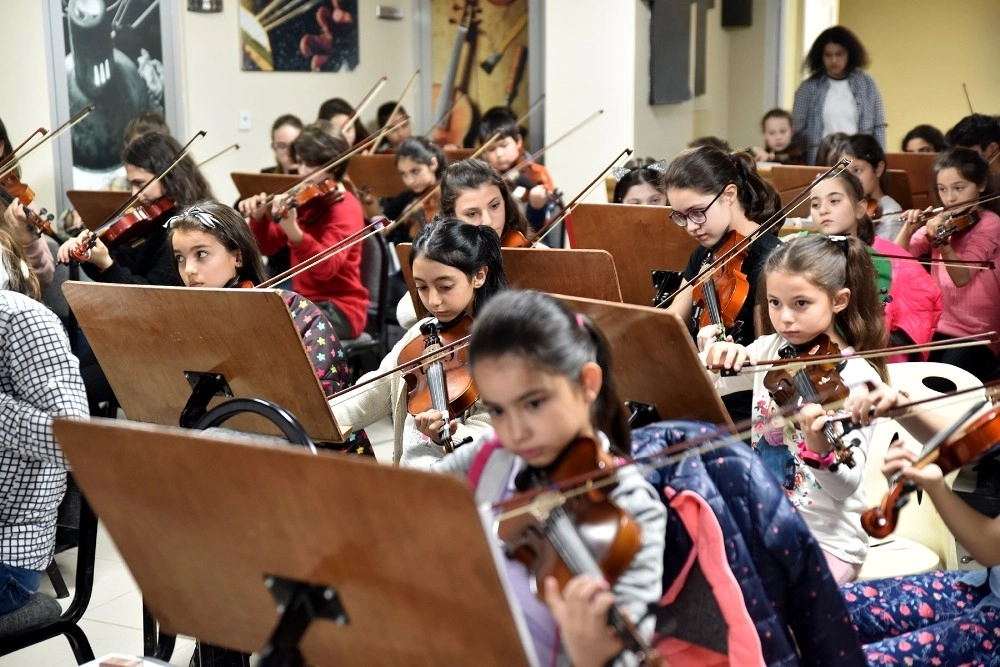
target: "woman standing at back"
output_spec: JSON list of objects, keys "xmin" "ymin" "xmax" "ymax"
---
[{"xmin": 792, "ymin": 26, "xmax": 886, "ymax": 164}]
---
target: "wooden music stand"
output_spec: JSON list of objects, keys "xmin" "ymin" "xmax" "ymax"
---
[
  {"xmin": 886, "ymin": 152, "xmax": 937, "ymax": 211},
  {"xmin": 66, "ymin": 190, "xmax": 130, "ymax": 231},
  {"xmin": 445, "ymin": 148, "xmax": 476, "ymax": 162},
  {"xmin": 768, "ymin": 165, "xmax": 912, "ymax": 215},
  {"xmin": 395, "ymin": 244, "xmax": 623, "ymax": 317},
  {"xmin": 231, "ymin": 172, "xmax": 299, "ymax": 199},
  {"xmin": 61, "ymin": 282, "xmax": 345, "ymax": 441},
  {"xmin": 556, "ymin": 295, "xmax": 732, "ymax": 428},
  {"xmin": 344, "ymin": 154, "xmax": 405, "ymax": 198},
  {"xmin": 53, "ymin": 419, "xmax": 534, "ymax": 666},
  {"xmin": 572, "ymin": 203, "xmax": 699, "ymax": 307}
]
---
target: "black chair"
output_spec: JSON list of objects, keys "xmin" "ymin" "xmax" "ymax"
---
[
  {"xmin": 341, "ymin": 232, "xmax": 390, "ymax": 379},
  {"xmin": 0, "ymin": 493, "xmax": 98, "ymax": 664}
]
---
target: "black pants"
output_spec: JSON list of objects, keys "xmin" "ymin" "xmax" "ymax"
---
[{"xmin": 929, "ymin": 332, "xmax": 998, "ymax": 381}]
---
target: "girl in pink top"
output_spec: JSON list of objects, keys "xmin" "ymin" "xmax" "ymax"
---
[{"xmin": 895, "ymin": 147, "xmax": 1000, "ymax": 379}]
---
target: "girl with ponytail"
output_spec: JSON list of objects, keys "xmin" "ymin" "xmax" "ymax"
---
[
  {"xmin": 705, "ymin": 234, "xmax": 888, "ymax": 584},
  {"xmin": 436, "ymin": 289, "xmax": 665, "ymax": 667}
]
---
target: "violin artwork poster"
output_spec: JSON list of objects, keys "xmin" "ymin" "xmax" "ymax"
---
[
  {"xmin": 240, "ymin": 0, "xmax": 360, "ymax": 72},
  {"xmin": 429, "ymin": 0, "xmax": 532, "ymax": 148}
]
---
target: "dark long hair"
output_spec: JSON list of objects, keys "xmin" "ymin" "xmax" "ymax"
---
[
  {"xmin": 121, "ymin": 132, "xmax": 214, "ymax": 207},
  {"xmin": 843, "ymin": 133, "xmax": 888, "ymax": 192},
  {"xmin": 757, "ymin": 234, "xmax": 887, "ymax": 381},
  {"xmin": 612, "ymin": 157, "xmax": 665, "ymax": 203},
  {"xmin": 803, "ymin": 25, "xmax": 869, "ymax": 77},
  {"xmin": 410, "ymin": 218, "xmax": 508, "ymax": 317},
  {"xmin": 663, "ymin": 146, "xmax": 780, "ymax": 224},
  {"xmin": 396, "ymin": 137, "xmax": 447, "ymax": 180},
  {"xmin": 469, "ymin": 290, "xmax": 631, "ymax": 453},
  {"xmin": 166, "ymin": 201, "xmax": 268, "ymax": 286},
  {"xmin": 439, "ymin": 159, "xmax": 529, "ymax": 236},
  {"xmin": 902, "ymin": 125, "xmax": 947, "ymax": 152},
  {"xmin": 317, "ymin": 97, "xmax": 370, "ymax": 145},
  {"xmin": 933, "ymin": 147, "xmax": 998, "ymax": 214}
]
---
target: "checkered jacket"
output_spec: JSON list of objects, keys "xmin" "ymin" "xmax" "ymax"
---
[
  {"xmin": 792, "ymin": 69, "xmax": 887, "ymax": 164},
  {"xmin": 0, "ymin": 291, "xmax": 88, "ymax": 570}
]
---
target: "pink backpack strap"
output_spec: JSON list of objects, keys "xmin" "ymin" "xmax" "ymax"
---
[{"xmin": 466, "ymin": 435, "xmax": 504, "ymax": 488}]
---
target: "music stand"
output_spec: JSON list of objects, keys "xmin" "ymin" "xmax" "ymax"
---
[
  {"xmin": 572, "ymin": 203, "xmax": 699, "ymax": 306},
  {"xmin": 556, "ymin": 295, "xmax": 732, "ymax": 428},
  {"xmin": 61, "ymin": 282, "xmax": 344, "ymax": 441},
  {"xmin": 53, "ymin": 419, "xmax": 535, "ymax": 666},
  {"xmin": 344, "ymin": 155, "xmax": 406, "ymax": 198},
  {"xmin": 886, "ymin": 152, "xmax": 937, "ymax": 211},
  {"xmin": 395, "ymin": 244, "xmax": 623, "ymax": 317},
  {"xmin": 66, "ymin": 190, "xmax": 130, "ymax": 231},
  {"xmin": 231, "ymin": 172, "xmax": 299, "ymax": 199}
]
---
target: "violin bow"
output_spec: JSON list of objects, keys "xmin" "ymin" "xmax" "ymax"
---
[
  {"xmin": 379, "ymin": 130, "xmax": 503, "ymax": 237},
  {"xmin": 196, "ymin": 142, "xmax": 240, "ymax": 169},
  {"xmin": 256, "ymin": 216, "xmax": 387, "ymax": 289},
  {"xmin": 325, "ymin": 332, "xmax": 472, "ymax": 404},
  {"xmin": 0, "ymin": 128, "xmax": 47, "ymax": 175},
  {"xmin": 501, "ymin": 108, "xmax": 604, "ymax": 184},
  {"xmin": 529, "ymin": 147, "xmax": 633, "ymax": 246},
  {"xmin": 91, "ymin": 130, "xmax": 207, "ymax": 237},
  {"xmin": 660, "ymin": 158, "xmax": 852, "ymax": 306},
  {"xmin": 366, "ymin": 70, "xmax": 419, "ymax": 155},
  {"xmin": 0, "ymin": 105, "xmax": 95, "ymax": 181},
  {"xmin": 246, "ymin": 116, "xmax": 410, "ymax": 219},
  {"xmin": 341, "ymin": 76, "xmax": 388, "ymax": 135},
  {"xmin": 705, "ymin": 331, "xmax": 998, "ymax": 374}
]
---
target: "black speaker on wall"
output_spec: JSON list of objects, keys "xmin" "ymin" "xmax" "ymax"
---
[{"xmin": 722, "ymin": 0, "xmax": 752, "ymax": 27}]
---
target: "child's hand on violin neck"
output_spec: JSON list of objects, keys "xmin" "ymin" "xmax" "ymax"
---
[
  {"xmin": 414, "ymin": 409, "xmax": 458, "ymax": 445},
  {"xmin": 705, "ymin": 341, "xmax": 754, "ymax": 372},
  {"xmin": 543, "ymin": 575, "xmax": 625, "ymax": 667},
  {"xmin": 796, "ymin": 402, "xmax": 837, "ymax": 454},
  {"xmin": 882, "ymin": 438, "xmax": 945, "ymax": 489},
  {"xmin": 238, "ymin": 192, "xmax": 270, "ymax": 221},
  {"xmin": 696, "ymin": 324, "xmax": 734, "ymax": 352}
]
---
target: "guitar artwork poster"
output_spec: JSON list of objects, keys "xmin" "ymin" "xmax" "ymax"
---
[
  {"xmin": 239, "ymin": 0, "xmax": 360, "ymax": 72},
  {"xmin": 430, "ymin": 0, "xmax": 530, "ymax": 148}
]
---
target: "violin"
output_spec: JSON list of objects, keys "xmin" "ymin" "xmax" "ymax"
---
[
  {"xmin": 692, "ymin": 231, "xmax": 749, "ymax": 343},
  {"xmin": 70, "ymin": 197, "xmax": 176, "ymax": 262},
  {"xmin": 496, "ymin": 436, "xmax": 663, "ymax": 666},
  {"xmin": 272, "ymin": 179, "xmax": 344, "ymax": 220},
  {"xmin": 762, "ymin": 334, "xmax": 858, "ymax": 470},
  {"xmin": 0, "ymin": 174, "xmax": 57, "ymax": 238},
  {"xmin": 865, "ymin": 197, "xmax": 882, "ymax": 219},
  {"xmin": 862, "ymin": 402, "xmax": 1000, "ymax": 538},
  {"xmin": 930, "ymin": 209, "xmax": 980, "ymax": 248},
  {"xmin": 500, "ymin": 228, "xmax": 530, "ymax": 248},
  {"xmin": 397, "ymin": 314, "xmax": 477, "ymax": 451}
]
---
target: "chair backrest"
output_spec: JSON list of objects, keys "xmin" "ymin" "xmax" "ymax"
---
[
  {"xmin": 359, "ymin": 232, "xmax": 389, "ymax": 343},
  {"xmin": 864, "ymin": 362, "xmax": 986, "ymax": 570}
]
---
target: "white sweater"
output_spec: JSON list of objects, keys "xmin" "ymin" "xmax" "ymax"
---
[{"xmin": 330, "ymin": 317, "xmax": 492, "ymax": 467}]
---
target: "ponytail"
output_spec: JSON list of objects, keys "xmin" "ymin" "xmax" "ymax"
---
[{"xmin": 469, "ymin": 290, "xmax": 631, "ymax": 453}]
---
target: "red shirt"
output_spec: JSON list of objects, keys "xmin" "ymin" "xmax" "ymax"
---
[{"xmin": 250, "ymin": 190, "xmax": 369, "ymax": 337}]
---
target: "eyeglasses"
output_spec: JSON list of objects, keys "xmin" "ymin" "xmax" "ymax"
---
[{"xmin": 670, "ymin": 189, "xmax": 725, "ymax": 227}]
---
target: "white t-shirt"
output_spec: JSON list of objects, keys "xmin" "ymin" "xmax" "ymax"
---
[{"xmin": 822, "ymin": 77, "xmax": 858, "ymax": 136}]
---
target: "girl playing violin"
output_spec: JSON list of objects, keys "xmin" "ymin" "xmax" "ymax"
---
[
  {"xmin": 330, "ymin": 219, "xmax": 506, "ymax": 467},
  {"xmin": 371, "ymin": 136, "xmax": 447, "ymax": 244},
  {"xmin": 394, "ymin": 158, "xmax": 530, "ymax": 330},
  {"xmin": 239, "ymin": 121, "xmax": 369, "ymax": 340},
  {"xmin": 895, "ymin": 147, "xmax": 1000, "ymax": 379},
  {"xmin": 435, "ymin": 290, "xmax": 666, "ymax": 667},
  {"xmin": 56, "ymin": 131, "xmax": 214, "ymax": 286},
  {"xmin": 808, "ymin": 170, "xmax": 942, "ymax": 362},
  {"xmin": 704, "ymin": 234, "xmax": 888, "ymax": 583},
  {"xmin": 840, "ymin": 133, "xmax": 902, "ymax": 240},
  {"xmin": 611, "ymin": 158, "xmax": 667, "ymax": 206},
  {"xmin": 839, "ymin": 386, "xmax": 1000, "ymax": 665},
  {"xmin": 0, "ymin": 115, "xmax": 56, "ymax": 288}
]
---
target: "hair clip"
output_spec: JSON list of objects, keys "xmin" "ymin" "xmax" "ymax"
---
[
  {"xmin": 611, "ymin": 159, "xmax": 667, "ymax": 181},
  {"xmin": 164, "ymin": 205, "xmax": 219, "ymax": 230},
  {"xmin": 827, "ymin": 234, "xmax": 850, "ymax": 254}
]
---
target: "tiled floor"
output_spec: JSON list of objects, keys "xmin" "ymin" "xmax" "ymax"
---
[{"xmin": 0, "ymin": 417, "xmax": 395, "ymax": 666}]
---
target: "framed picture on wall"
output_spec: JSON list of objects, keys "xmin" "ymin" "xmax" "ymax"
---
[
  {"xmin": 239, "ymin": 0, "xmax": 360, "ymax": 72},
  {"xmin": 43, "ymin": 0, "xmax": 184, "ymax": 202}
]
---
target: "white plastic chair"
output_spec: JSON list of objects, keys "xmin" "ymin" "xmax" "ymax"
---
[{"xmin": 858, "ymin": 362, "xmax": 984, "ymax": 580}]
